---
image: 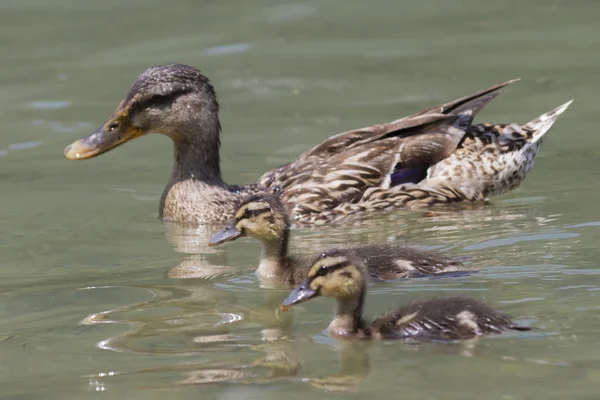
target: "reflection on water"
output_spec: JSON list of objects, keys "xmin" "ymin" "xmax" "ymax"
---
[
  {"xmin": 78, "ymin": 282, "xmax": 372, "ymax": 391},
  {"xmin": 81, "ymin": 285, "xmax": 372, "ymax": 392},
  {"xmin": 163, "ymin": 223, "xmax": 239, "ymax": 279}
]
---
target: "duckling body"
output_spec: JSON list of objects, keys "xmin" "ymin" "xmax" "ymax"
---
[
  {"xmin": 209, "ymin": 193, "xmax": 464, "ymax": 285},
  {"xmin": 64, "ymin": 64, "xmax": 571, "ymax": 226},
  {"xmin": 282, "ymin": 250, "xmax": 531, "ymax": 341},
  {"xmin": 365, "ymin": 296, "xmax": 530, "ymax": 340}
]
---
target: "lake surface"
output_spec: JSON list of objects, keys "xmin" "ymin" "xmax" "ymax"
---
[{"xmin": 1, "ymin": 0, "xmax": 600, "ymax": 398}]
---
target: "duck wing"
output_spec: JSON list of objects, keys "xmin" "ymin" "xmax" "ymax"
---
[{"xmin": 258, "ymin": 80, "xmax": 517, "ymax": 217}]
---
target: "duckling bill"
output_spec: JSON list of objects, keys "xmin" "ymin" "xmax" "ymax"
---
[
  {"xmin": 210, "ymin": 220, "xmax": 243, "ymax": 244},
  {"xmin": 282, "ymin": 251, "xmax": 532, "ymax": 341},
  {"xmin": 64, "ymin": 64, "xmax": 572, "ymax": 226},
  {"xmin": 209, "ymin": 193, "xmax": 467, "ymax": 285}
]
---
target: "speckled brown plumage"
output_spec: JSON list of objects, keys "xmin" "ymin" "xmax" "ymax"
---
[
  {"xmin": 281, "ymin": 251, "xmax": 532, "ymax": 341},
  {"xmin": 367, "ymin": 296, "xmax": 531, "ymax": 340},
  {"xmin": 209, "ymin": 193, "xmax": 465, "ymax": 285},
  {"xmin": 64, "ymin": 64, "xmax": 572, "ymax": 226}
]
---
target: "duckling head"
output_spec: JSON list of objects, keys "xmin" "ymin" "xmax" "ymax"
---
[
  {"xmin": 282, "ymin": 250, "xmax": 367, "ymax": 309},
  {"xmin": 65, "ymin": 64, "xmax": 221, "ymax": 161},
  {"xmin": 209, "ymin": 193, "xmax": 290, "ymax": 247}
]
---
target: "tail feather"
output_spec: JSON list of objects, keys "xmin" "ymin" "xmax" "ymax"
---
[
  {"xmin": 449, "ymin": 78, "xmax": 521, "ymax": 117},
  {"xmin": 525, "ymin": 100, "xmax": 573, "ymax": 144},
  {"xmin": 416, "ymin": 78, "xmax": 521, "ymax": 118}
]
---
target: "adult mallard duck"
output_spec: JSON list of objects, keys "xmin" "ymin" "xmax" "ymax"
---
[
  {"xmin": 208, "ymin": 192, "xmax": 465, "ymax": 285},
  {"xmin": 281, "ymin": 249, "xmax": 532, "ymax": 341},
  {"xmin": 64, "ymin": 64, "xmax": 571, "ymax": 226}
]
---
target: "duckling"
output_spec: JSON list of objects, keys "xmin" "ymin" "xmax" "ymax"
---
[
  {"xmin": 209, "ymin": 193, "xmax": 465, "ymax": 285},
  {"xmin": 282, "ymin": 250, "xmax": 531, "ymax": 340}
]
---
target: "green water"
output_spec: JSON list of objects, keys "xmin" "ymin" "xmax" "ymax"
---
[{"xmin": 2, "ymin": 0, "xmax": 600, "ymax": 398}]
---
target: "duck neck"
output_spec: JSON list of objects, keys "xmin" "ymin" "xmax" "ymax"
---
[
  {"xmin": 170, "ymin": 123, "xmax": 224, "ymax": 186},
  {"xmin": 329, "ymin": 289, "xmax": 367, "ymax": 338},
  {"xmin": 257, "ymin": 229, "xmax": 290, "ymax": 278},
  {"xmin": 159, "ymin": 119, "xmax": 229, "ymax": 219}
]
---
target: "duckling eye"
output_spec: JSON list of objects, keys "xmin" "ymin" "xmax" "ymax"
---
[
  {"xmin": 107, "ymin": 121, "xmax": 119, "ymax": 132},
  {"xmin": 242, "ymin": 207, "xmax": 270, "ymax": 219},
  {"xmin": 315, "ymin": 265, "xmax": 328, "ymax": 277},
  {"xmin": 242, "ymin": 208, "xmax": 253, "ymax": 219}
]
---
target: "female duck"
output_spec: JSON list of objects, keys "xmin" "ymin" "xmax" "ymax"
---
[
  {"xmin": 64, "ymin": 64, "xmax": 571, "ymax": 225},
  {"xmin": 282, "ymin": 250, "xmax": 531, "ymax": 340},
  {"xmin": 209, "ymin": 193, "xmax": 465, "ymax": 285}
]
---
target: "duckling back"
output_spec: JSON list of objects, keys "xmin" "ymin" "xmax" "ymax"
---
[
  {"xmin": 369, "ymin": 296, "xmax": 531, "ymax": 340},
  {"xmin": 341, "ymin": 244, "xmax": 466, "ymax": 281}
]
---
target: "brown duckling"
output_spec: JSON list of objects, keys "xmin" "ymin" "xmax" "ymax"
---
[
  {"xmin": 281, "ymin": 250, "xmax": 531, "ymax": 340},
  {"xmin": 209, "ymin": 193, "xmax": 465, "ymax": 285}
]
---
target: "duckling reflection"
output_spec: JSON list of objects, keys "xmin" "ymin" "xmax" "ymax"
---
[
  {"xmin": 93, "ymin": 327, "xmax": 300, "ymax": 388},
  {"xmin": 176, "ymin": 335, "xmax": 371, "ymax": 392},
  {"xmin": 209, "ymin": 193, "xmax": 467, "ymax": 286},
  {"xmin": 282, "ymin": 250, "xmax": 532, "ymax": 341},
  {"xmin": 307, "ymin": 342, "xmax": 371, "ymax": 393},
  {"xmin": 81, "ymin": 280, "xmax": 297, "ymax": 355},
  {"xmin": 163, "ymin": 222, "xmax": 240, "ymax": 279},
  {"xmin": 81, "ymin": 285, "xmax": 371, "ymax": 390},
  {"xmin": 176, "ymin": 327, "xmax": 302, "ymax": 386},
  {"xmin": 81, "ymin": 283, "xmax": 240, "ymax": 354}
]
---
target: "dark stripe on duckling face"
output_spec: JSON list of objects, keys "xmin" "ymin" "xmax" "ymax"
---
[
  {"xmin": 308, "ymin": 255, "xmax": 352, "ymax": 279},
  {"xmin": 234, "ymin": 202, "xmax": 272, "ymax": 222}
]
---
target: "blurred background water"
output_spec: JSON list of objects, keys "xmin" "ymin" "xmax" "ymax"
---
[{"xmin": 1, "ymin": 0, "xmax": 599, "ymax": 398}]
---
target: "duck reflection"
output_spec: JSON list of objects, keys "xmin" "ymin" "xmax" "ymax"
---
[{"xmin": 306, "ymin": 342, "xmax": 371, "ymax": 392}]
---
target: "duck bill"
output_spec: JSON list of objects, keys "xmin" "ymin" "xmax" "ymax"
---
[
  {"xmin": 208, "ymin": 221, "xmax": 243, "ymax": 247},
  {"xmin": 64, "ymin": 124, "xmax": 144, "ymax": 160},
  {"xmin": 281, "ymin": 279, "xmax": 320, "ymax": 310}
]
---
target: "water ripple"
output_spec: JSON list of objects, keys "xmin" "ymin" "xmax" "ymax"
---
[
  {"xmin": 464, "ymin": 232, "xmax": 580, "ymax": 250},
  {"xmin": 8, "ymin": 141, "xmax": 43, "ymax": 150},
  {"xmin": 204, "ymin": 43, "xmax": 250, "ymax": 55},
  {"xmin": 29, "ymin": 100, "xmax": 72, "ymax": 110}
]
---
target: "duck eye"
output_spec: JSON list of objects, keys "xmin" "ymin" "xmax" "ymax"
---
[
  {"xmin": 107, "ymin": 121, "xmax": 119, "ymax": 132},
  {"xmin": 316, "ymin": 265, "xmax": 328, "ymax": 277}
]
